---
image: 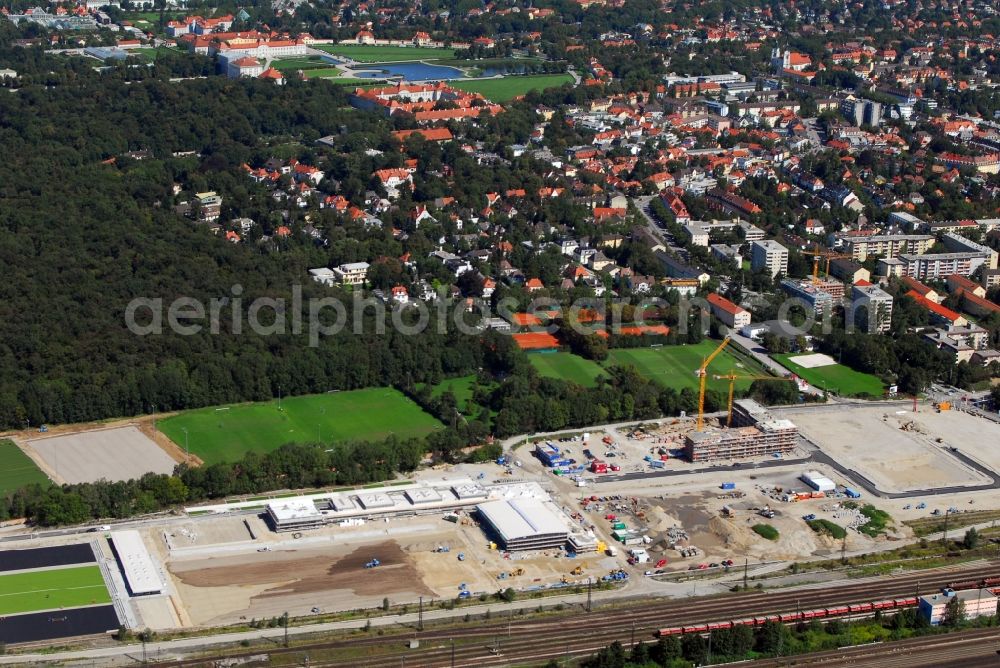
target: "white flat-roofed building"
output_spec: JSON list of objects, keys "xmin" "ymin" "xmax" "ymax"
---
[
  {"xmin": 405, "ymin": 488, "xmax": 443, "ymax": 505},
  {"xmin": 309, "ymin": 267, "xmax": 337, "ymax": 286},
  {"xmin": 919, "ymin": 589, "xmax": 998, "ymax": 625},
  {"xmin": 476, "ymin": 498, "xmax": 570, "ymax": 551},
  {"xmin": 751, "ymin": 240, "xmax": 788, "ymax": 278},
  {"xmin": 329, "ymin": 495, "xmax": 358, "ymax": 512},
  {"xmin": 267, "ymin": 498, "xmax": 326, "ymax": 531},
  {"xmin": 110, "ymin": 530, "xmax": 163, "ymax": 595},
  {"xmin": 452, "ymin": 484, "xmax": 489, "ymax": 500},
  {"xmin": 333, "ymin": 261, "xmax": 370, "ymax": 285},
  {"xmin": 801, "ymin": 470, "xmax": 835, "ymax": 492},
  {"xmin": 357, "ymin": 492, "xmax": 394, "ymax": 509}
]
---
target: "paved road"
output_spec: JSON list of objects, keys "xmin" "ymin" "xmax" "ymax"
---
[
  {"xmin": 724, "ymin": 331, "xmax": 825, "ymax": 396},
  {"xmin": 632, "ymin": 195, "xmax": 688, "ymax": 259}
]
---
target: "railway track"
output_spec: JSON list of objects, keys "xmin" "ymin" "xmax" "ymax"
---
[
  {"xmin": 745, "ymin": 627, "xmax": 1000, "ymax": 667},
  {"xmin": 152, "ymin": 562, "xmax": 1000, "ymax": 668}
]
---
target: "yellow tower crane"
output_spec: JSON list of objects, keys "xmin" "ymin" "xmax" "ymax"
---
[
  {"xmin": 810, "ymin": 243, "xmax": 852, "ymax": 284},
  {"xmin": 713, "ymin": 373, "xmax": 799, "ymax": 427},
  {"xmin": 695, "ymin": 336, "xmax": 731, "ymax": 432}
]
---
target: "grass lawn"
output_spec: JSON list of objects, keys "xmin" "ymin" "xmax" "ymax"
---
[
  {"xmin": 0, "ymin": 565, "xmax": 110, "ymax": 615},
  {"xmin": 315, "ymin": 45, "xmax": 455, "ymax": 62},
  {"xmin": 0, "ymin": 439, "xmax": 49, "ymax": 495},
  {"xmin": 272, "ymin": 56, "xmax": 335, "ymax": 72},
  {"xmin": 157, "ymin": 388, "xmax": 442, "ymax": 465},
  {"xmin": 301, "ymin": 70, "xmax": 369, "ymax": 83},
  {"xmin": 773, "ymin": 354, "xmax": 884, "ymax": 397},
  {"xmin": 451, "ymin": 73, "xmax": 574, "ymax": 101},
  {"xmin": 752, "ymin": 524, "xmax": 779, "ymax": 541},
  {"xmin": 604, "ymin": 341, "xmax": 768, "ymax": 392},
  {"xmin": 529, "ymin": 352, "xmax": 606, "ymax": 387},
  {"xmin": 129, "ymin": 46, "xmax": 183, "ymax": 62},
  {"xmin": 428, "ymin": 374, "xmax": 477, "ymax": 407}
]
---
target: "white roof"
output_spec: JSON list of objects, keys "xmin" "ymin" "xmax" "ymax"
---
[
  {"xmin": 405, "ymin": 488, "xmax": 443, "ymax": 505},
  {"xmin": 328, "ymin": 495, "xmax": 358, "ymax": 511},
  {"xmin": 477, "ymin": 498, "xmax": 568, "ymax": 541},
  {"xmin": 357, "ymin": 492, "xmax": 394, "ymax": 509},
  {"xmin": 268, "ymin": 498, "xmax": 322, "ymax": 521},
  {"xmin": 339, "ymin": 262, "xmax": 370, "ymax": 272},
  {"xmin": 111, "ymin": 530, "xmax": 162, "ymax": 595}
]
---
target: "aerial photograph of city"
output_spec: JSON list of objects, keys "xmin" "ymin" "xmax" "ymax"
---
[{"xmin": 2, "ymin": 0, "xmax": 1000, "ymax": 665}]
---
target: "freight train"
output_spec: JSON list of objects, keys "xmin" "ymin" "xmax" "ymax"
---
[
  {"xmin": 946, "ymin": 575, "xmax": 1000, "ymax": 591},
  {"xmin": 656, "ymin": 597, "xmax": 919, "ymax": 636}
]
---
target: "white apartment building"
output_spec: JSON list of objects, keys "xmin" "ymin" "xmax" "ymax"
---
[{"xmin": 750, "ymin": 240, "xmax": 788, "ymax": 278}]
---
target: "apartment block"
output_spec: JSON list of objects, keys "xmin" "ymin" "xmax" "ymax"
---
[
  {"xmin": 850, "ymin": 283, "xmax": 894, "ymax": 333},
  {"xmin": 841, "ymin": 234, "xmax": 934, "ymax": 261},
  {"xmin": 751, "ymin": 240, "xmax": 789, "ymax": 278},
  {"xmin": 706, "ymin": 292, "xmax": 751, "ymax": 330}
]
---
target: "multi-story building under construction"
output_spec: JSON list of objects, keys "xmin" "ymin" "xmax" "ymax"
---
[{"xmin": 684, "ymin": 399, "xmax": 798, "ymax": 462}]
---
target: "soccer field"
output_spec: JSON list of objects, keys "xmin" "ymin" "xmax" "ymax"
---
[
  {"xmin": 605, "ymin": 341, "xmax": 767, "ymax": 392},
  {"xmin": 451, "ymin": 74, "xmax": 574, "ymax": 101},
  {"xmin": 0, "ymin": 439, "xmax": 49, "ymax": 495},
  {"xmin": 157, "ymin": 388, "xmax": 443, "ymax": 465},
  {"xmin": 773, "ymin": 354, "xmax": 885, "ymax": 397},
  {"xmin": 529, "ymin": 352, "xmax": 606, "ymax": 387},
  {"xmin": 0, "ymin": 566, "xmax": 110, "ymax": 615},
  {"xmin": 315, "ymin": 45, "xmax": 455, "ymax": 62}
]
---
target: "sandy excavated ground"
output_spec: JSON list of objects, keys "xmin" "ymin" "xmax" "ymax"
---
[
  {"xmin": 23, "ymin": 426, "xmax": 178, "ymax": 484},
  {"xmin": 169, "ymin": 540, "xmax": 434, "ymax": 625}
]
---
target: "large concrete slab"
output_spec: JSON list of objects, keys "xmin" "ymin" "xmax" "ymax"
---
[
  {"xmin": 25, "ymin": 426, "xmax": 177, "ymax": 484},
  {"xmin": 784, "ymin": 406, "xmax": 991, "ymax": 493}
]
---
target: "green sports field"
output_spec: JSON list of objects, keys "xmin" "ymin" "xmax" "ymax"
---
[
  {"xmin": 157, "ymin": 388, "xmax": 443, "ymax": 465},
  {"xmin": 773, "ymin": 354, "xmax": 885, "ymax": 397},
  {"xmin": 0, "ymin": 565, "xmax": 110, "ymax": 615},
  {"xmin": 429, "ymin": 374, "xmax": 477, "ymax": 406},
  {"xmin": 0, "ymin": 439, "xmax": 49, "ymax": 495},
  {"xmin": 315, "ymin": 45, "xmax": 456, "ymax": 62},
  {"xmin": 529, "ymin": 352, "xmax": 606, "ymax": 387},
  {"xmin": 604, "ymin": 341, "xmax": 768, "ymax": 392},
  {"xmin": 451, "ymin": 74, "xmax": 574, "ymax": 101}
]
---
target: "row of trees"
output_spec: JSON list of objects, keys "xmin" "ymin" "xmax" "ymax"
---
[
  {"xmin": 1, "ymin": 437, "xmax": 427, "ymax": 525},
  {"xmin": 579, "ymin": 604, "xmax": 996, "ymax": 668}
]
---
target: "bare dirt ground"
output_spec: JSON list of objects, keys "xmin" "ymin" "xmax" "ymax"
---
[
  {"xmin": 22, "ymin": 425, "xmax": 179, "ymax": 484},
  {"xmin": 784, "ymin": 407, "xmax": 989, "ymax": 492},
  {"xmin": 903, "ymin": 409, "xmax": 1000, "ymax": 472},
  {"xmin": 168, "ymin": 540, "xmax": 435, "ymax": 625}
]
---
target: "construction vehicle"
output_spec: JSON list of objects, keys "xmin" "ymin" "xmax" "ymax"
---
[
  {"xmin": 364, "ymin": 558, "xmax": 381, "ymax": 568},
  {"xmin": 511, "ymin": 567, "xmax": 524, "ymax": 576},
  {"xmin": 935, "ymin": 401, "xmax": 951, "ymax": 412},
  {"xmin": 713, "ymin": 373, "xmax": 798, "ymax": 426},
  {"xmin": 695, "ymin": 336, "xmax": 731, "ymax": 431},
  {"xmin": 570, "ymin": 565, "xmax": 583, "ymax": 576}
]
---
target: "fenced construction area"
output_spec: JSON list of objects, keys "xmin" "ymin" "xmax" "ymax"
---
[
  {"xmin": 0, "ymin": 565, "xmax": 111, "ymax": 615},
  {"xmin": 157, "ymin": 388, "xmax": 442, "ymax": 465}
]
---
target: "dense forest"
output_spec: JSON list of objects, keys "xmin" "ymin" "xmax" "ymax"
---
[{"xmin": 0, "ymin": 47, "xmax": 499, "ymax": 429}]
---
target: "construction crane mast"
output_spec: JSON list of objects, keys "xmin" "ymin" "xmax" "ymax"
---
[
  {"xmin": 713, "ymin": 373, "xmax": 798, "ymax": 427},
  {"xmin": 695, "ymin": 336, "xmax": 731, "ymax": 432},
  {"xmin": 810, "ymin": 243, "xmax": 852, "ymax": 284}
]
